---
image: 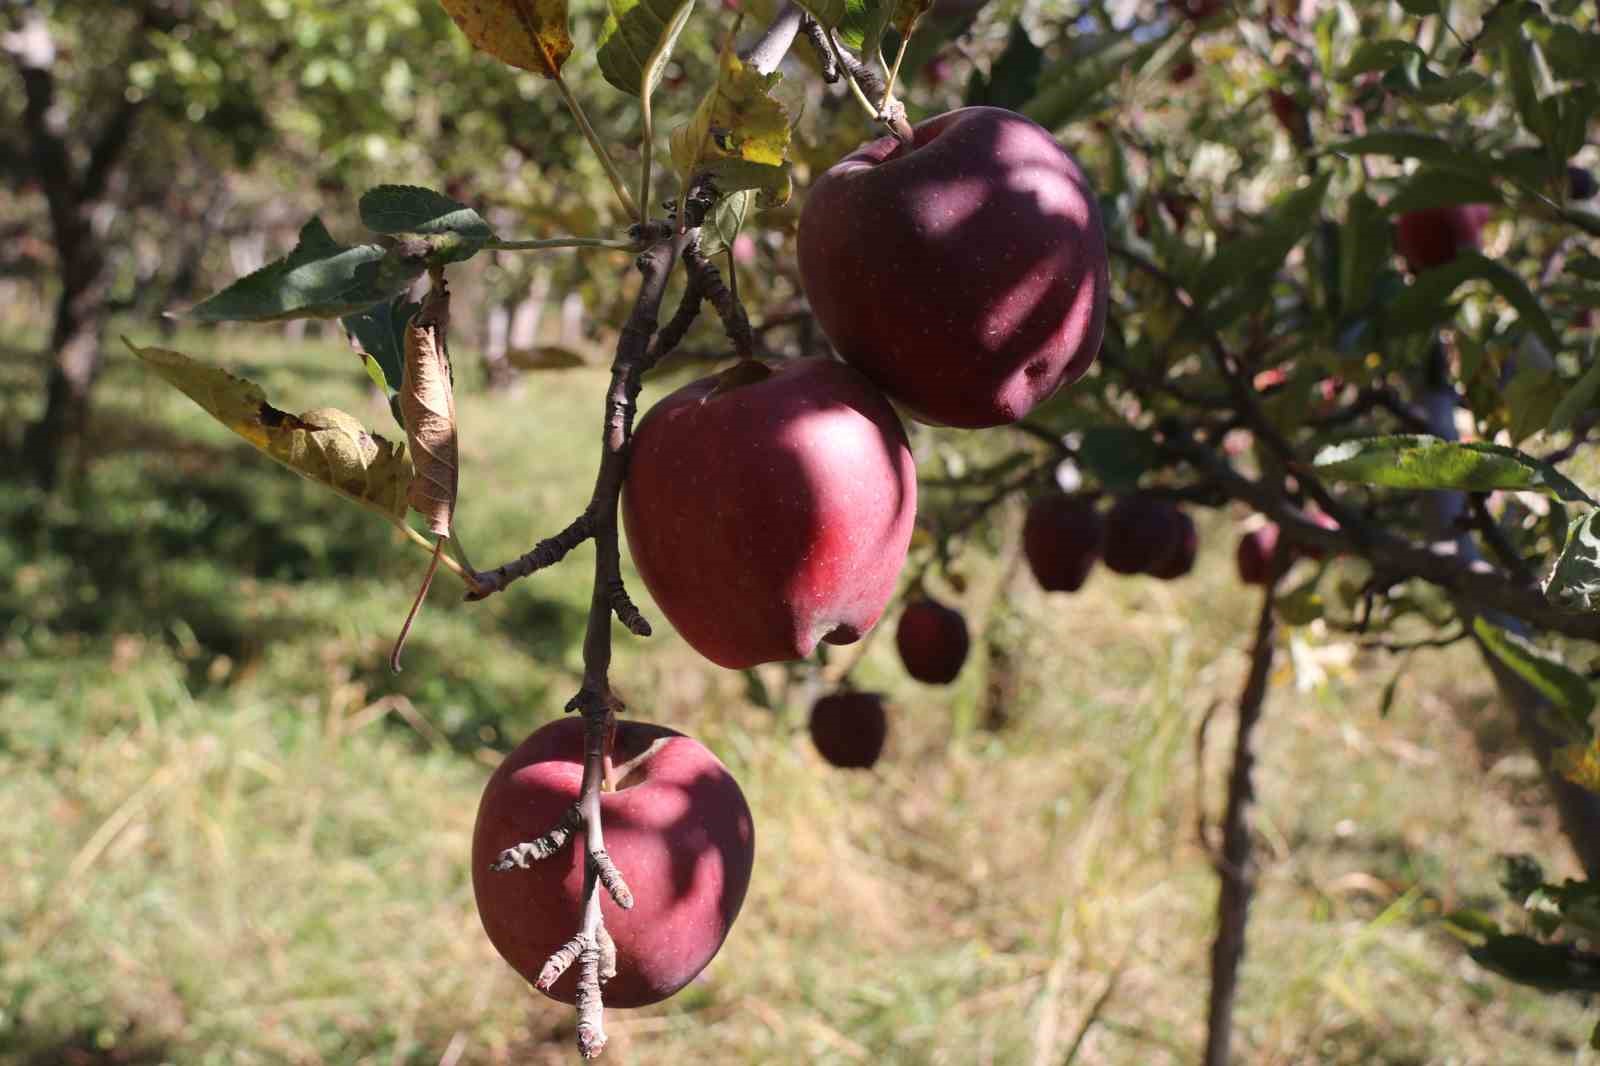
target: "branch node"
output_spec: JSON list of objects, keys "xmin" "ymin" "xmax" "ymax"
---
[
  {"xmin": 491, "ymin": 805, "xmax": 584, "ymax": 870},
  {"xmin": 593, "ymin": 849, "xmax": 635, "ymax": 910},
  {"xmin": 575, "ymin": 939, "xmax": 607, "ymax": 1058},
  {"xmin": 466, "ymin": 513, "xmax": 595, "ymax": 600},
  {"xmin": 609, "ymin": 581, "xmax": 653, "ymax": 636},
  {"xmin": 536, "ymin": 935, "xmax": 585, "ymax": 991}
]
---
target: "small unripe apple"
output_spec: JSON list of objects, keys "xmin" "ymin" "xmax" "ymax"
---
[
  {"xmin": 472, "ymin": 718, "xmax": 755, "ymax": 1007},
  {"xmin": 1147, "ymin": 509, "xmax": 1198, "ymax": 580},
  {"xmin": 623, "ymin": 359, "xmax": 917, "ymax": 670},
  {"xmin": 797, "ymin": 106, "xmax": 1108, "ymax": 428},
  {"xmin": 1236, "ymin": 524, "xmax": 1283, "ymax": 586},
  {"xmin": 809, "ymin": 691, "xmax": 889, "ymax": 768},
  {"xmin": 1102, "ymin": 496, "xmax": 1188, "ymax": 575},
  {"xmin": 895, "ymin": 597, "xmax": 970, "ymax": 685},
  {"xmin": 1022, "ymin": 495, "xmax": 1103, "ymax": 592},
  {"xmin": 1395, "ymin": 205, "xmax": 1491, "ymax": 274}
]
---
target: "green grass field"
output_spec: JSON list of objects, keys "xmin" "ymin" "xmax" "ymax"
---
[{"xmin": 2, "ymin": 328, "xmax": 1595, "ymax": 1065}]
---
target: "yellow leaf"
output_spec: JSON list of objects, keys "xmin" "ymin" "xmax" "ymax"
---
[
  {"xmin": 437, "ymin": 0, "xmax": 573, "ymax": 77},
  {"xmin": 129, "ymin": 342, "xmax": 411, "ymax": 522},
  {"xmin": 1556, "ymin": 740, "xmax": 1600, "ymax": 794},
  {"xmin": 669, "ymin": 49, "xmax": 792, "ymax": 207}
]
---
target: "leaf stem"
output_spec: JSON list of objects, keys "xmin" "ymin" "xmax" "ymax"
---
[
  {"xmin": 553, "ymin": 70, "xmax": 641, "ymax": 221},
  {"xmin": 826, "ymin": 32, "xmax": 887, "ymax": 128},
  {"xmin": 486, "ymin": 236, "xmax": 639, "ymax": 251},
  {"xmin": 881, "ymin": 28, "xmax": 913, "ymax": 111},
  {"xmin": 638, "ymin": 91, "xmax": 655, "ymax": 233},
  {"xmin": 396, "ymin": 519, "xmax": 480, "ymax": 589}
]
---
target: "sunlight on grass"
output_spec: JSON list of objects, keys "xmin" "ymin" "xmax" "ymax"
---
[{"xmin": 2, "ymin": 331, "xmax": 1595, "ymax": 1064}]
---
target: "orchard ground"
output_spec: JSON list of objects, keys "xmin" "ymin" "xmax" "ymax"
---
[{"xmin": 2, "ymin": 329, "xmax": 1596, "ymax": 1065}]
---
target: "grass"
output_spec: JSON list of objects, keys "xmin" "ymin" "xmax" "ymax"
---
[{"xmin": 1, "ymin": 325, "xmax": 1596, "ymax": 1065}]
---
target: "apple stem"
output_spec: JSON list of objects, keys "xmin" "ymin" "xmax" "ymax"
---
[{"xmin": 824, "ymin": 30, "xmax": 913, "ymax": 143}]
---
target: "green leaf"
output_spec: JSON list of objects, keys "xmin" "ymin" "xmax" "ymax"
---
[
  {"xmin": 1504, "ymin": 367, "xmax": 1562, "ymax": 445},
  {"xmin": 1075, "ymin": 426, "xmax": 1159, "ymax": 492},
  {"xmin": 1384, "ymin": 169, "xmax": 1502, "ymax": 215},
  {"xmin": 1469, "ymin": 934, "xmax": 1600, "ymax": 993},
  {"xmin": 1312, "ymin": 435, "xmax": 1594, "ymax": 503},
  {"xmin": 669, "ymin": 49, "xmax": 792, "ymax": 207},
  {"xmin": 1022, "ymin": 29, "xmax": 1174, "ymax": 130},
  {"xmin": 1322, "ymin": 131, "xmax": 1484, "ymax": 174},
  {"xmin": 795, "ymin": 0, "xmax": 893, "ymax": 54},
  {"xmin": 965, "ymin": 22, "xmax": 1042, "ymax": 112},
  {"xmin": 1194, "ymin": 173, "xmax": 1331, "ymax": 308},
  {"xmin": 184, "ymin": 217, "xmax": 402, "ymax": 323},
  {"xmin": 596, "ymin": 0, "xmax": 696, "ymax": 98},
  {"xmin": 1383, "ymin": 252, "xmax": 1559, "ymax": 353},
  {"xmin": 359, "ymin": 185, "xmax": 493, "ymax": 242},
  {"xmin": 126, "ymin": 341, "xmax": 411, "ymax": 522},
  {"xmin": 1339, "ymin": 192, "xmax": 1391, "ymax": 312},
  {"xmin": 1546, "ymin": 508, "xmax": 1600, "ymax": 611},
  {"xmin": 1549, "ymin": 355, "xmax": 1600, "ymax": 433},
  {"xmin": 1395, "ymin": 0, "xmax": 1439, "ymax": 13},
  {"xmin": 890, "ymin": 0, "xmax": 932, "ymax": 37},
  {"xmin": 1474, "ymin": 616, "xmax": 1595, "ymax": 736},
  {"xmin": 342, "ymin": 295, "xmax": 421, "ymax": 394},
  {"xmin": 698, "ymin": 188, "xmax": 753, "ymax": 258},
  {"xmin": 1340, "ymin": 39, "xmax": 1425, "ymax": 78}
]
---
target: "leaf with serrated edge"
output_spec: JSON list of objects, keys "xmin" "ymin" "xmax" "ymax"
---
[
  {"xmin": 598, "ymin": 0, "xmax": 695, "ymax": 98},
  {"xmin": 1313, "ymin": 435, "xmax": 1594, "ymax": 504},
  {"xmin": 343, "ymin": 296, "xmax": 421, "ymax": 394},
  {"xmin": 128, "ymin": 341, "xmax": 410, "ymax": 521},
  {"xmin": 185, "ymin": 217, "xmax": 393, "ymax": 323},
  {"xmin": 699, "ymin": 189, "xmax": 752, "ymax": 258},
  {"xmin": 670, "ymin": 50, "xmax": 792, "ymax": 207},
  {"xmin": 1546, "ymin": 509, "xmax": 1600, "ymax": 612},
  {"xmin": 359, "ymin": 185, "xmax": 494, "ymax": 241},
  {"xmin": 438, "ymin": 0, "xmax": 572, "ymax": 77}
]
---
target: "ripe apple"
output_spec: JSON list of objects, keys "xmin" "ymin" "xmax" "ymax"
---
[
  {"xmin": 797, "ymin": 106, "xmax": 1109, "ymax": 428},
  {"xmin": 809, "ymin": 690, "xmax": 889, "ymax": 768},
  {"xmin": 1023, "ymin": 494, "xmax": 1103, "ymax": 592},
  {"xmin": 1395, "ymin": 205, "xmax": 1491, "ymax": 274},
  {"xmin": 1267, "ymin": 90, "xmax": 1310, "ymax": 147},
  {"xmin": 1169, "ymin": 59, "xmax": 1197, "ymax": 85},
  {"xmin": 1148, "ymin": 509, "xmax": 1198, "ymax": 580},
  {"xmin": 472, "ymin": 717, "xmax": 755, "ymax": 1007},
  {"xmin": 895, "ymin": 597, "xmax": 970, "ymax": 684},
  {"xmin": 1176, "ymin": 0, "xmax": 1223, "ymax": 18},
  {"xmin": 1236, "ymin": 524, "xmax": 1283, "ymax": 586},
  {"xmin": 623, "ymin": 358, "xmax": 917, "ymax": 670},
  {"xmin": 1570, "ymin": 166, "xmax": 1598, "ymax": 201},
  {"xmin": 1102, "ymin": 496, "xmax": 1188, "ymax": 575}
]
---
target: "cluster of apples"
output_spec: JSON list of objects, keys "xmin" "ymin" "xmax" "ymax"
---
[{"xmin": 474, "ymin": 106, "xmax": 1110, "ymax": 1008}]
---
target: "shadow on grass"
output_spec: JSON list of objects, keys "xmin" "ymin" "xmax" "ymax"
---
[{"xmin": 0, "ymin": 1023, "xmax": 173, "ymax": 1066}]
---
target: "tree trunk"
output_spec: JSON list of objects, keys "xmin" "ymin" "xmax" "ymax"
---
[{"xmin": 22, "ymin": 236, "xmax": 108, "ymax": 489}]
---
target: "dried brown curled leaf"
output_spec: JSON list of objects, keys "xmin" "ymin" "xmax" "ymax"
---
[
  {"xmin": 127, "ymin": 341, "xmax": 410, "ymax": 521},
  {"xmin": 401, "ymin": 286, "xmax": 459, "ymax": 538}
]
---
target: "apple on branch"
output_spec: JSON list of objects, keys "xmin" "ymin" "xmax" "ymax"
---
[
  {"xmin": 473, "ymin": 718, "xmax": 755, "ymax": 1008},
  {"xmin": 1023, "ymin": 494, "xmax": 1103, "ymax": 592},
  {"xmin": 623, "ymin": 358, "xmax": 917, "ymax": 670},
  {"xmin": 797, "ymin": 106, "xmax": 1109, "ymax": 428},
  {"xmin": 809, "ymin": 690, "xmax": 889, "ymax": 769},
  {"xmin": 895, "ymin": 597, "xmax": 971, "ymax": 685}
]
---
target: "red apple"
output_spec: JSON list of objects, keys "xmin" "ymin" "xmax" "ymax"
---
[
  {"xmin": 1236, "ymin": 524, "xmax": 1283, "ymax": 585},
  {"xmin": 1177, "ymin": 0, "xmax": 1223, "ymax": 19},
  {"xmin": 1170, "ymin": 59, "xmax": 1197, "ymax": 85},
  {"xmin": 895, "ymin": 597, "xmax": 970, "ymax": 685},
  {"xmin": 1102, "ymin": 496, "xmax": 1188, "ymax": 575},
  {"xmin": 1023, "ymin": 494, "xmax": 1103, "ymax": 592},
  {"xmin": 1570, "ymin": 166, "xmax": 1597, "ymax": 201},
  {"xmin": 1148, "ymin": 509, "xmax": 1198, "ymax": 580},
  {"xmin": 809, "ymin": 691, "xmax": 889, "ymax": 768},
  {"xmin": 797, "ymin": 106, "xmax": 1109, "ymax": 428},
  {"xmin": 623, "ymin": 358, "xmax": 916, "ymax": 670},
  {"xmin": 1395, "ymin": 205, "xmax": 1491, "ymax": 274},
  {"xmin": 472, "ymin": 718, "xmax": 755, "ymax": 1007},
  {"xmin": 1267, "ymin": 90, "xmax": 1310, "ymax": 147}
]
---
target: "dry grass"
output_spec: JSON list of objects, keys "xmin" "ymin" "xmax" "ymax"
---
[{"xmin": 2, "ymin": 331, "xmax": 1595, "ymax": 1065}]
